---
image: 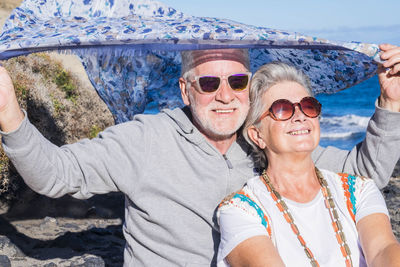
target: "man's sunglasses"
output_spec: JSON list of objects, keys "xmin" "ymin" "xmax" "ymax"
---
[
  {"xmin": 258, "ymin": 96, "xmax": 322, "ymax": 122},
  {"xmin": 189, "ymin": 72, "xmax": 252, "ymax": 94}
]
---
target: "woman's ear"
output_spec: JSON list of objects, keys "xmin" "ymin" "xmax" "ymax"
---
[
  {"xmin": 248, "ymin": 126, "xmax": 266, "ymax": 149},
  {"xmin": 179, "ymin": 77, "xmax": 190, "ymax": 106}
]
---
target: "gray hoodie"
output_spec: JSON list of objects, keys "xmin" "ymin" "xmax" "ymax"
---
[{"xmin": 2, "ymin": 103, "xmax": 400, "ymax": 266}]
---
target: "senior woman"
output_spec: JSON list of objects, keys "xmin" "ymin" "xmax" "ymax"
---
[{"xmin": 217, "ymin": 62, "xmax": 400, "ymax": 267}]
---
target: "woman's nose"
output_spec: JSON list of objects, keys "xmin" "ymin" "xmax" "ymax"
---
[{"xmin": 291, "ymin": 104, "xmax": 306, "ymax": 121}]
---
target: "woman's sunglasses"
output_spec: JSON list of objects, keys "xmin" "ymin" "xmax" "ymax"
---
[
  {"xmin": 258, "ymin": 97, "xmax": 322, "ymax": 122},
  {"xmin": 189, "ymin": 72, "xmax": 252, "ymax": 94}
]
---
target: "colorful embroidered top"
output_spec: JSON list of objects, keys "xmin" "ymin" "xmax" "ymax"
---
[
  {"xmin": 339, "ymin": 173, "xmax": 358, "ymax": 222},
  {"xmin": 217, "ymin": 169, "xmax": 389, "ymax": 267}
]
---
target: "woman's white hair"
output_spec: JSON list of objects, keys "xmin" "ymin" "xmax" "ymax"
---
[{"xmin": 243, "ymin": 61, "xmax": 314, "ymax": 168}]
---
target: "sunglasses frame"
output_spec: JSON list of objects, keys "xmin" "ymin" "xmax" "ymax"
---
[
  {"xmin": 189, "ymin": 72, "xmax": 252, "ymax": 94},
  {"xmin": 258, "ymin": 96, "xmax": 322, "ymax": 122}
]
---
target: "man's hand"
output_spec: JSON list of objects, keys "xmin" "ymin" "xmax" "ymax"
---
[
  {"xmin": 378, "ymin": 44, "xmax": 400, "ymax": 112},
  {"xmin": 0, "ymin": 65, "xmax": 24, "ymax": 132}
]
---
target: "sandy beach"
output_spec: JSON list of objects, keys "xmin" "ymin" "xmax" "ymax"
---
[{"xmin": 0, "ymin": 1, "xmax": 399, "ymax": 266}]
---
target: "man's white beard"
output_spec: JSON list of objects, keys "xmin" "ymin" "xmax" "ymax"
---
[{"xmin": 188, "ymin": 93, "xmax": 249, "ymax": 141}]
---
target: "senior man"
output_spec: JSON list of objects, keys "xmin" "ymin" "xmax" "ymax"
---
[{"xmin": 0, "ymin": 45, "xmax": 400, "ymax": 266}]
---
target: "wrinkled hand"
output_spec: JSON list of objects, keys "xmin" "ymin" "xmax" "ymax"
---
[
  {"xmin": 378, "ymin": 44, "xmax": 400, "ymax": 112},
  {"xmin": 0, "ymin": 64, "xmax": 24, "ymax": 132}
]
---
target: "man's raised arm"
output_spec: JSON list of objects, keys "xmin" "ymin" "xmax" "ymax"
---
[
  {"xmin": 0, "ymin": 66, "xmax": 25, "ymax": 133},
  {"xmin": 312, "ymin": 44, "xmax": 400, "ymax": 189}
]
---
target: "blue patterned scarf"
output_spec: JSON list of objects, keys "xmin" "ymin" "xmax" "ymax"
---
[{"xmin": 0, "ymin": 0, "xmax": 381, "ymax": 123}]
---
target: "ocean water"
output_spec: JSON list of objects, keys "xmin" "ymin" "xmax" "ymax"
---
[{"xmin": 316, "ymin": 75, "xmax": 380, "ymax": 150}]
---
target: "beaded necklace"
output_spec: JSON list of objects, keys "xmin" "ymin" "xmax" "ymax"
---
[{"xmin": 261, "ymin": 168, "xmax": 353, "ymax": 267}]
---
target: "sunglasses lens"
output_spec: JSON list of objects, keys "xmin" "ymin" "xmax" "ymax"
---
[
  {"xmin": 198, "ymin": 76, "xmax": 221, "ymax": 93},
  {"xmin": 300, "ymin": 97, "xmax": 321, "ymax": 118},
  {"xmin": 271, "ymin": 99, "xmax": 294, "ymax": 120},
  {"xmin": 228, "ymin": 74, "xmax": 249, "ymax": 91}
]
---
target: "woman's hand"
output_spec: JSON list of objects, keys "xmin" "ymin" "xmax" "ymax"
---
[{"xmin": 0, "ymin": 65, "xmax": 24, "ymax": 132}]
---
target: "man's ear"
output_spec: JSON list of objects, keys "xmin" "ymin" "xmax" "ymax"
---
[
  {"xmin": 247, "ymin": 125, "xmax": 266, "ymax": 149},
  {"xmin": 179, "ymin": 77, "xmax": 190, "ymax": 106}
]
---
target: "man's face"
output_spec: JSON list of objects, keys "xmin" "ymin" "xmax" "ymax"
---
[{"xmin": 180, "ymin": 59, "xmax": 250, "ymax": 141}]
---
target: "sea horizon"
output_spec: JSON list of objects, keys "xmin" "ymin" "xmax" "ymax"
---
[{"xmin": 316, "ymin": 75, "xmax": 380, "ymax": 150}]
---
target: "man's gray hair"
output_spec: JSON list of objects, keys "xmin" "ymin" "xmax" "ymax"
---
[
  {"xmin": 242, "ymin": 61, "xmax": 313, "ymax": 167},
  {"xmin": 180, "ymin": 50, "xmax": 195, "ymax": 82}
]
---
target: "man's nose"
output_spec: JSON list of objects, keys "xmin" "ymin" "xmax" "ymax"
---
[{"xmin": 215, "ymin": 79, "xmax": 235, "ymax": 103}]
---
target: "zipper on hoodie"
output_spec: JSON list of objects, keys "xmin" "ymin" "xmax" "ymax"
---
[{"xmin": 222, "ymin": 154, "xmax": 233, "ymax": 169}]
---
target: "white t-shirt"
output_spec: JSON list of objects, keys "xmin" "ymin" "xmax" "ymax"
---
[{"xmin": 217, "ymin": 169, "xmax": 389, "ymax": 267}]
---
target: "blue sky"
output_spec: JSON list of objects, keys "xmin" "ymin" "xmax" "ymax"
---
[{"xmin": 162, "ymin": 0, "xmax": 400, "ymax": 45}]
